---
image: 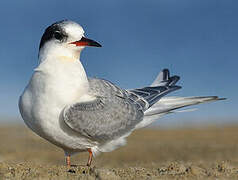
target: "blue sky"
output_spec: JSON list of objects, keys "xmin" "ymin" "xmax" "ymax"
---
[{"xmin": 0, "ymin": 0, "xmax": 237, "ymax": 125}]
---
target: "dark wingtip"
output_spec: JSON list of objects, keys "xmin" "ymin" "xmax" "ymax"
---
[
  {"xmin": 217, "ymin": 97, "xmax": 227, "ymax": 101},
  {"xmin": 162, "ymin": 69, "xmax": 170, "ymax": 81},
  {"xmin": 173, "ymin": 85, "xmax": 182, "ymax": 90},
  {"xmin": 169, "ymin": 76, "xmax": 180, "ymax": 86},
  {"xmin": 206, "ymin": 96, "xmax": 227, "ymax": 101},
  {"xmin": 163, "ymin": 68, "xmax": 169, "ymax": 73}
]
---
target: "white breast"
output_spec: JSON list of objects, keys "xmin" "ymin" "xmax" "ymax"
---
[{"xmin": 19, "ymin": 58, "xmax": 97, "ymax": 151}]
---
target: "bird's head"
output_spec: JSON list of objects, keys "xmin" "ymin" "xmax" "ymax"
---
[{"xmin": 39, "ymin": 20, "xmax": 101, "ymax": 62}]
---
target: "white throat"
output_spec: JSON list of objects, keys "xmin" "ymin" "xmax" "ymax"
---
[{"xmin": 35, "ymin": 42, "xmax": 92, "ymax": 106}]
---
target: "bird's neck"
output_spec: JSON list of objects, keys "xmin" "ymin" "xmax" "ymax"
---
[
  {"xmin": 37, "ymin": 52, "xmax": 88, "ymax": 84},
  {"xmin": 36, "ymin": 46, "xmax": 91, "ymax": 105}
]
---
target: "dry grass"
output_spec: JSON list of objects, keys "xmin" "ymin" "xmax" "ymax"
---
[{"xmin": 0, "ymin": 124, "xmax": 238, "ymax": 179}]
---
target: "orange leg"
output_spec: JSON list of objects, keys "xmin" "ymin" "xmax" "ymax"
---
[
  {"xmin": 87, "ymin": 148, "xmax": 93, "ymax": 166},
  {"xmin": 66, "ymin": 155, "xmax": 71, "ymax": 167}
]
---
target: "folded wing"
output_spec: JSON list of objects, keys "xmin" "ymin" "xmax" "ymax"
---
[
  {"xmin": 63, "ymin": 79, "xmax": 144, "ymax": 142},
  {"xmin": 63, "ymin": 70, "xmax": 181, "ymax": 143}
]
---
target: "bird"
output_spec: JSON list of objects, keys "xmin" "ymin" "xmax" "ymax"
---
[{"xmin": 19, "ymin": 20, "xmax": 224, "ymax": 167}]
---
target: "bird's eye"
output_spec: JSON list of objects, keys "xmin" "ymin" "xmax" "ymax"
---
[{"xmin": 54, "ymin": 31, "xmax": 63, "ymax": 41}]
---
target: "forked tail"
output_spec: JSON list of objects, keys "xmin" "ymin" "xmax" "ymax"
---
[{"xmin": 135, "ymin": 69, "xmax": 225, "ymax": 129}]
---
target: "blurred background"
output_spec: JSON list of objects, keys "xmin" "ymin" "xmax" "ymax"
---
[{"xmin": 0, "ymin": 0, "xmax": 237, "ymax": 127}]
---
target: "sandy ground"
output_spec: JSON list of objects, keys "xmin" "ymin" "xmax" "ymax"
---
[{"xmin": 0, "ymin": 124, "xmax": 238, "ymax": 179}]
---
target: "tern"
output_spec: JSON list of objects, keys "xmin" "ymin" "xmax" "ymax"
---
[{"xmin": 19, "ymin": 20, "xmax": 224, "ymax": 167}]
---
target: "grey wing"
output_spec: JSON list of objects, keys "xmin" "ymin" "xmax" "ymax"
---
[
  {"xmin": 63, "ymin": 79, "xmax": 144, "ymax": 142},
  {"xmin": 63, "ymin": 69, "xmax": 181, "ymax": 142}
]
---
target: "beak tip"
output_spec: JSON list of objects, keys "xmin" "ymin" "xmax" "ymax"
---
[{"xmin": 91, "ymin": 40, "xmax": 102, "ymax": 47}]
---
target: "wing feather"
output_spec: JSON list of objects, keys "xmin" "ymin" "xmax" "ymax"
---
[
  {"xmin": 63, "ymin": 69, "xmax": 181, "ymax": 143},
  {"xmin": 63, "ymin": 79, "xmax": 144, "ymax": 142}
]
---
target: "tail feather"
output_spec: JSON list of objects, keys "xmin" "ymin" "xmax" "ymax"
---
[
  {"xmin": 132, "ymin": 69, "xmax": 225, "ymax": 129},
  {"xmin": 144, "ymin": 96, "xmax": 225, "ymax": 116},
  {"xmin": 135, "ymin": 96, "xmax": 225, "ymax": 129}
]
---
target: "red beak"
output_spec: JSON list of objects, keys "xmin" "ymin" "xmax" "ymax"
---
[{"xmin": 69, "ymin": 37, "xmax": 102, "ymax": 47}]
